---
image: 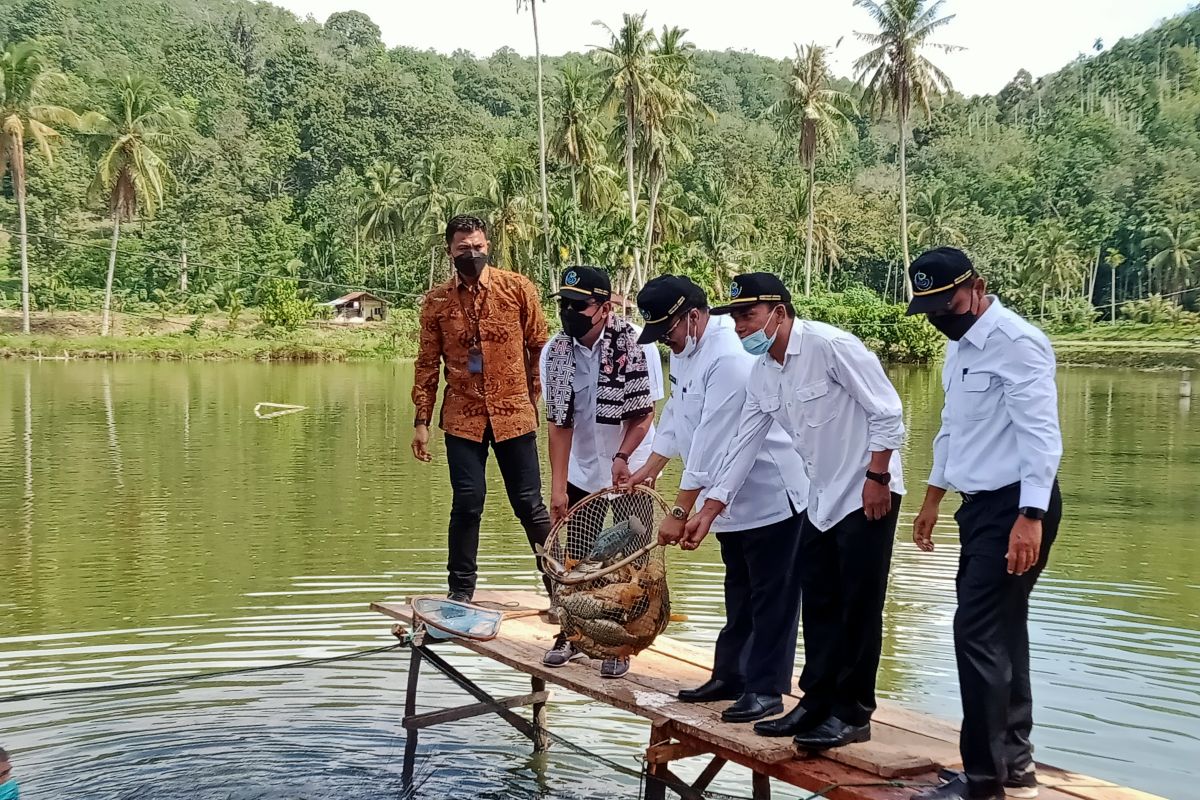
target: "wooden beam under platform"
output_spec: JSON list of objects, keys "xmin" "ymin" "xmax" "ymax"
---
[{"xmin": 373, "ymin": 590, "xmax": 1166, "ymax": 800}]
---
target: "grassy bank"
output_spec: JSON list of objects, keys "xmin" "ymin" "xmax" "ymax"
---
[
  {"xmin": 1048, "ymin": 322, "xmax": 1200, "ymax": 369},
  {"xmin": 4, "ymin": 310, "xmax": 1198, "ymax": 369},
  {"xmin": 0, "ymin": 310, "xmax": 422, "ymax": 362}
]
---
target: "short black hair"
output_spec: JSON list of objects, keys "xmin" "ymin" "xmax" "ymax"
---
[{"xmin": 445, "ymin": 214, "xmax": 487, "ymax": 245}]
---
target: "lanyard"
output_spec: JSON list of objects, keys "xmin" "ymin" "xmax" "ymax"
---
[{"xmin": 454, "ymin": 282, "xmax": 484, "ymax": 348}]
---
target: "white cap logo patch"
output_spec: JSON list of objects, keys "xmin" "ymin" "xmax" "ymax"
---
[{"xmin": 913, "ymin": 271, "xmax": 933, "ymax": 292}]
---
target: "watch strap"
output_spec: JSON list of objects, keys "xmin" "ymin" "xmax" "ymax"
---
[
  {"xmin": 1019, "ymin": 506, "xmax": 1046, "ymax": 521},
  {"xmin": 614, "ymin": 452, "xmax": 630, "ymax": 462},
  {"xmin": 865, "ymin": 470, "xmax": 890, "ymax": 485},
  {"xmin": 414, "ymin": 418, "xmax": 430, "ymax": 428}
]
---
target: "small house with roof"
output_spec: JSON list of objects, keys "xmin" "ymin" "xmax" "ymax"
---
[{"xmin": 325, "ymin": 291, "xmax": 387, "ymax": 323}]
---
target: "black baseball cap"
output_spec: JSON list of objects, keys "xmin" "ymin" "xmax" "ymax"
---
[
  {"xmin": 554, "ymin": 266, "xmax": 611, "ymax": 300},
  {"xmin": 905, "ymin": 248, "xmax": 977, "ymax": 315},
  {"xmin": 635, "ymin": 275, "xmax": 708, "ymax": 345},
  {"xmin": 711, "ymin": 272, "xmax": 791, "ymax": 315}
]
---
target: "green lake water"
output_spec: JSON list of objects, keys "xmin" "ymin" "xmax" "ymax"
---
[{"xmin": 0, "ymin": 360, "xmax": 1196, "ymax": 799}]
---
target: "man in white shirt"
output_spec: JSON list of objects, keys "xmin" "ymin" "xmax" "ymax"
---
[
  {"xmin": 626, "ymin": 276, "xmax": 808, "ymax": 724},
  {"xmin": 905, "ymin": 249, "xmax": 1063, "ymax": 800},
  {"xmin": 539, "ymin": 266, "xmax": 664, "ymax": 679},
  {"xmin": 686, "ymin": 273, "xmax": 905, "ymax": 749}
]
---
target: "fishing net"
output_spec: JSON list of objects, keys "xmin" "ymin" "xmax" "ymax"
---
[
  {"xmin": 540, "ymin": 486, "xmax": 671, "ymax": 660},
  {"xmin": 411, "ymin": 596, "xmax": 505, "ymax": 641}
]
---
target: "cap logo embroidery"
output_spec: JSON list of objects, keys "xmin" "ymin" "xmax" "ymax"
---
[
  {"xmin": 564, "ymin": 270, "xmax": 579, "ymax": 287},
  {"xmin": 639, "ymin": 307, "xmax": 651, "ymax": 321},
  {"xmin": 729, "ymin": 283, "xmax": 742, "ymax": 299},
  {"xmin": 913, "ymin": 271, "xmax": 933, "ymax": 292}
]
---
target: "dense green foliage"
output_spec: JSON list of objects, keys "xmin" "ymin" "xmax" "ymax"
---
[{"xmin": 0, "ymin": 0, "xmax": 1199, "ymax": 339}]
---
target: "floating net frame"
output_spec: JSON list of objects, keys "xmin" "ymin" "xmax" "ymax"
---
[
  {"xmin": 539, "ymin": 485, "xmax": 671, "ymax": 659},
  {"xmin": 410, "ymin": 596, "xmax": 505, "ymax": 642}
]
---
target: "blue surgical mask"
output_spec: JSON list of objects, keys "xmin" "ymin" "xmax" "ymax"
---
[
  {"xmin": 0, "ymin": 779, "xmax": 20, "ymax": 800},
  {"xmin": 740, "ymin": 308, "xmax": 782, "ymax": 356}
]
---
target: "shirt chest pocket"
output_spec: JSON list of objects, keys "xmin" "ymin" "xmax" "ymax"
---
[
  {"xmin": 955, "ymin": 371, "xmax": 1003, "ymax": 421},
  {"xmin": 680, "ymin": 387, "xmax": 704, "ymax": 425},
  {"xmin": 791, "ymin": 379, "xmax": 839, "ymax": 427}
]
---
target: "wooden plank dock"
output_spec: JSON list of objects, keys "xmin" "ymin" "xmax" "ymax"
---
[{"xmin": 372, "ymin": 590, "xmax": 1166, "ymax": 800}]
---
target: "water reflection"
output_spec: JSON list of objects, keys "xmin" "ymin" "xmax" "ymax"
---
[{"xmin": 0, "ymin": 361, "xmax": 1196, "ymax": 799}]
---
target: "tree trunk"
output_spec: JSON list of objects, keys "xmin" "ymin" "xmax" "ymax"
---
[
  {"xmin": 804, "ymin": 159, "xmax": 816, "ymax": 296},
  {"xmin": 624, "ymin": 89, "xmax": 641, "ymax": 283},
  {"xmin": 101, "ymin": 214, "xmax": 122, "ymax": 336},
  {"xmin": 570, "ymin": 170, "xmax": 582, "ymax": 264},
  {"xmin": 389, "ymin": 236, "xmax": 398, "ymax": 291},
  {"xmin": 530, "ymin": 0, "xmax": 552, "ymax": 286},
  {"xmin": 643, "ymin": 175, "xmax": 662, "ymax": 278},
  {"xmin": 180, "ymin": 229, "xmax": 189, "ymax": 293},
  {"xmin": 1110, "ymin": 262, "xmax": 1117, "ymax": 323},
  {"xmin": 15, "ymin": 146, "xmax": 31, "ymax": 335},
  {"xmin": 898, "ymin": 112, "xmax": 913, "ymax": 300},
  {"xmin": 1040, "ymin": 283, "xmax": 1047, "ymax": 318}
]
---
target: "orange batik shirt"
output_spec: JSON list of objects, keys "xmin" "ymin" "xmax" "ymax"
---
[{"xmin": 413, "ymin": 266, "xmax": 550, "ymax": 443}]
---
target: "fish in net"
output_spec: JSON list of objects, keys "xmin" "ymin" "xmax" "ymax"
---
[{"xmin": 538, "ymin": 485, "xmax": 671, "ymax": 659}]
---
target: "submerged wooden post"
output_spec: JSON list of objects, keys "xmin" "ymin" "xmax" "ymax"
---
[
  {"xmin": 752, "ymin": 770, "xmax": 772, "ymax": 799},
  {"xmin": 531, "ymin": 676, "xmax": 550, "ymax": 752},
  {"xmin": 644, "ymin": 724, "xmax": 670, "ymax": 800},
  {"xmin": 401, "ymin": 644, "xmax": 423, "ymax": 787}
]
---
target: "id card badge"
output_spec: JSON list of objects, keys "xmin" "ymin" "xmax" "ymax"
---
[{"xmin": 467, "ymin": 346, "xmax": 484, "ymax": 374}]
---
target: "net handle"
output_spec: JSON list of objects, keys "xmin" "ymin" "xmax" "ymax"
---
[{"xmin": 545, "ymin": 540, "xmax": 664, "ymax": 586}]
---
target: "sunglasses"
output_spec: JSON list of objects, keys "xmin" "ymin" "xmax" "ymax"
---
[
  {"xmin": 557, "ymin": 297, "xmax": 595, "ymax": 313},
  {"xmin": 657, "ymin": 312, "xmax": 690, "ymax": 343}
]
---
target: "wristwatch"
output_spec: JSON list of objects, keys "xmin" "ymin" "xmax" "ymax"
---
[
  {"xmin": 865, "ymin": 470, "xmax": 891, "ymax": 485},
  {"xmin": 669, "ymin": 505, "xmax": 687, "ymax": 520},
  {"xmin": 613, "ymin": 452, "xmax": 630, "ymax": 463},
  {"xmin": 413, "ymin": 418, "xmax": 430, "ymax": 428},
  {"xmin": 1019, "ymin": 506, "xmax": 1046, "ymax": 521}
]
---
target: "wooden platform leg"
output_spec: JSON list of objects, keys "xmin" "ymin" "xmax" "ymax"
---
[
  {"xmin": 644, "ymin": 724, "xmax": 670, "ymax": 800},
  {"xmin": 751, "ymin": 771, "xmax": 771, "ymax": 799},
  {"xmin": 401, "ymin": 644, "xmax": 423, "ymax": 787},
  {"xmin": 531, "ymin": 676, "xmax": 550, "ymax": 753}
]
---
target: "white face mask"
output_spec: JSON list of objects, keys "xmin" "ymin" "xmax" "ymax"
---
[{"xmin": 678, "ymin": 312, "xmax": 699, "ymax": 358}]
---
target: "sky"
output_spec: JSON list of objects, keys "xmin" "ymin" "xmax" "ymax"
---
[{"xmin": 272, "ymin": 0, "xmax": 1193, "ymax": 96}]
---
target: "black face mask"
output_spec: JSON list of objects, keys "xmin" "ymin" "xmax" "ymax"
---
[
  {"xmin": 560, "ymin": 308, "xmax": 598, "ymax": 341},
  {"xmin": 927, "ymin": 311, "xmax": 978, "ymax": 341},
  {"xmin": 453, "ymin": 251, "xmax": 488, "ymax": 278}
]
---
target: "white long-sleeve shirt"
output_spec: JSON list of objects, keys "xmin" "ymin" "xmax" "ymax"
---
[
  {"xmin": 539, "ymin": 329, "xmax": 665, "ymax": 494},
  {"xmin": 928, "ymin": 297, "xmax": 1062, "ymax": 510},
  {"xmin": 709, "ymin": 320, "xmax": 906, "ymax": 532},
  {"xmin": 652, "ymin": 316, "xmax": 807, "ymax": 533}
]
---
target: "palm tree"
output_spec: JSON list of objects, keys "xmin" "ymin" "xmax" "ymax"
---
[
  {"xmin": 1142, "ymin": 220, "xmax": 1200, "ymax": 296},
  {"xmin": 354, "ymin": 161, "xmax": 405, "ymax": 289},
  {"xmin": 854, "ymin": 0, "xmax": 958, "ymax": 299},
  {"xmin": 516, "ymin": 0, "xmax": 552, "ymax": 281},
  {"xmin": 909, "ymin": 185, "xmax": 965, "ymax": 248},
  {"xmin": 786, "ymin": 182, "xmax": 842, "ymax": 289},
  {"xmin": 471, "ymin": 155, "xmax": 536, "ymax": 277},
  {"xmin": 81, "ymin": 75, "xmax": 188, "ymax": 336},
  {"xmin": 593, "ymin": 13, "xmax": 664, "ymax": 284},
  {"xmin": 688, "ymin": 176, "xmax": 753, "ymax": 296},
  {"xmin": 639, "ymin": 25, "xmax": 704, "ymax": 278},
  {"xmin": 400, "ymin": 151, "xmax": 463, "ymax": 242},
  {"xmin": 770, "ymin": 43, "xmax": 857, "ymax": 296},
  {"xmin": 549, "ymin": 64, "xmax": 606, "ymax": 261},
  {"xmin": 1023, "ymin": 223, "xmax": 1084, "ymax": 313},
  {"xmin": 0, "ymin": 41, "xmax": 78, "ymax": 334}
]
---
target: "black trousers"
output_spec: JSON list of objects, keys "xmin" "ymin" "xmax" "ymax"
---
[
  {"xmin": 444, "ymin": 428, "xmax": 552, "ymax": 597},
  {"xmin": 797, "ymin": 496, "xmax": 899, "ymax": 727},
  {"xmin": 955, "ymin": 482, "xmax": 1061, "ymax": 797},
  {"xmin": 712, "ymin": 512, "xmax": 805, "ymax": 695}
]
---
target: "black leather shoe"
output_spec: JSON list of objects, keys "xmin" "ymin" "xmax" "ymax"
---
[
  {"xmin": 720, "ymin": 693, "xmax": 784, "ymax": 723},
  {"xmin": 911, "ymin": 773, "xmax": 1003, "ymax": 800},
  {"xmin": 677, "ymin": 678, "xmax": 743, "ymax": 703},
  {"xmin": 792, "ymin": 716, "xmax": 871, "ymax": 750},
  {"xmin": 753, "ymin": 705, "xmax": 825, "ymax": 737}
]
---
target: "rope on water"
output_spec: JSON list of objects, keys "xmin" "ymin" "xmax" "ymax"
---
[{"xmin": 0, "ymin": 643, "xmax": 403, "ymax": 704}]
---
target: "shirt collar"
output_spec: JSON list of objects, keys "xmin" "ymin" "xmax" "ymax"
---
[
  {"xmin": 961, "ymin": 295, "xmax": 1002, "ymax": 349},
  {"xmin": 775, "ymin": 320, "xmax": 803, "ymax": 368}
]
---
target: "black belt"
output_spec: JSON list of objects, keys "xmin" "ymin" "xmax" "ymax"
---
[{"xmin": 959, "ymin": 482, "xmax": 1020, "ymax": 504}]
